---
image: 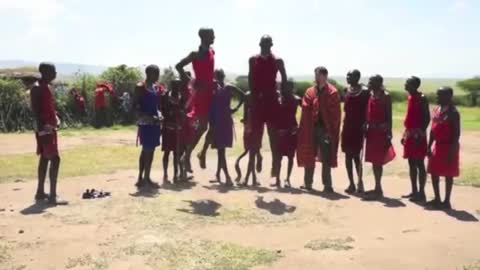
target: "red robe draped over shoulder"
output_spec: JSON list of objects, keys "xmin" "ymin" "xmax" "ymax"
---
[{"xmin": 297, "ymin": 83, "xmax": 341, "ymax": 168}]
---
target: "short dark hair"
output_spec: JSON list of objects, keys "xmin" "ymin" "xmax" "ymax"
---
[
  {"xmin": 371, "ymin": 74, "xmax": 384, "ymax": 85},
  {"xmin": 38, "ymin": 62, "xmax": 55, "ymax": 74},
  {"xmin": 198, "ymin": 27, "xmax": 214, "ymax": 38},
  {"xmin": 214, "ymin": 68, "xmax": 225, "ymax": 77},
  {"xmin": 439, "ymin": 86, "xmax": 453, "ymax": 97},
  {"xmin": 315, "ymin": 66, "xmax": 328, "ymax": 76},
  {"xmin": 260, "ymin": 35, "xmax": 273, "ymax": 44},
  {"xmin": 145, "ymin": 64, "xmax": 159, "ymax": 74},
  {"xmin": 350, "ymin": 69, "xmax": 361, "ymax": 78},
  {"xmin": 410, "ymin": 76, "xmax": 421, "ymax": 89}
]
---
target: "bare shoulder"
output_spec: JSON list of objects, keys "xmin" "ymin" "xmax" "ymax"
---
[{"xmin": 31, "ymin": 84, "xmax": 40, "ymax": 92}]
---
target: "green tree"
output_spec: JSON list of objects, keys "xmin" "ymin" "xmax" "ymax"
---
[
  {"xmin": 71, "ymin": 72, "xmax": 98, "ymax": 123},
  {"xmin": 235, "ymin": 75, "xmax": 249, "ymax": 92},
  {"xmin": 100, "ymin": 64, "xmax": 142, "ymax": 95},
  {"xmin": 99, "ymin": 65, "xmax": 142, "ymax": 125},
  {"xmin": 457, "ymin": 76, "xmax": 480, "ymax": 106},
  {"xmin": 0, "ymin": 78, "xmax": 31, "ymax": 132}
]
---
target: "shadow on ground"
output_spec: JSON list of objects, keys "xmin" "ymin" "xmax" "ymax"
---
[
  {"xmin": 20, "ymin": 201, "xmax": 63, "ymax": 215},
  {"xmin": 177, "ymin": 199, "xmax": 222, "ymax": 217},
  {"xmin": 255, "ymin": 196, "xmax": 297, "ymax": 215}
]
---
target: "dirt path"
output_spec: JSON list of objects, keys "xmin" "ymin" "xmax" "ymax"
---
[
  {"xmin": 1, "ymin": 154, "xmax": 479, "ymax": 270},
  {"xmin": 1, "ymin": 129, "xmax": 480, "ymax": 269},
  {"xmin": 0, "ymin": 131, "xmax": 135, "ymax": 155}
]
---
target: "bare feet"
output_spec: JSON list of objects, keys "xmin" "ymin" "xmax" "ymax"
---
[
  {"xmin": 35, "ymin": 192, "xmax": 49, "ymax": 201},
  {"xmin": 323, "ymin": 186, "xmax": 334, "ymax": 193},
  {"xmin": 357, "ymin": 181, "xmax": 365, "ymax": 194},
  {"xmin": 363, "ymin": 189, "xmax": 383, "ymax": 200},
  {"xmin": 410, "ymin": 192, "xmax": 426, "ymax": 203},
  {"xmin": 345, "ymin": 184, "xmax": 356, "ymax": 194},
  {"xmin": 402, "ymin": 192, "xmax": 416, "ymax": 199},
  {"xmin": 425, "ymin": 199, "xmax": 442, "ymax": 209},
  {"xmin": 300, "ymin": 185, "xmax": 312, "ymax": 191},
  {"xmin": 48, "ymin": 196, "xmax": 68, "ymax": 205},
  {"xmin": 270, "ymin": 181, "xmax": 281, "ymax": 188}
]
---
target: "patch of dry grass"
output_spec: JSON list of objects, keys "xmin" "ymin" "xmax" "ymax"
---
[
  {"xmin": 305, "ymin": 237, "xmax": 355, "ymax": 251},
  {"xmin": 122, "ymin": 239, "xmax": 280, "ymax": 270}
]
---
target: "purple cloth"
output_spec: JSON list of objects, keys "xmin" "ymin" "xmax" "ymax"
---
[{"xmin": 210, "ymin": 84, "xmax": 233, "ymax": 149}]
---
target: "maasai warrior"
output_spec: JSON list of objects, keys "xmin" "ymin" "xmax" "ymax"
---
[
  {"xmin": 364, "ymin": 75, "xmax": 396, "ymax": 200},
  {"xmin": 234, "ymin": 90, "xmax": 264, "ymax": 186},
  {"xmin": 401, "ymin": 76, "xmax": 430, "ymax": 202},
  {"xmin": 30, "ymin": 62, "xmax": 65, "ymax": 205},
  {"xmin": 176, "ymin": 27, "xmax": 215, "ymax": 175},
  {"xmin": 297, "ymin": 67, "xmax": 341, "ymax": 192},
  {"xmin": 249, "ymin": 35, "xmax": 287, "ymax": 183},
  {"xmin": 209, "ymin": 69, "xmax": 245, "ymax": 186},
  {"xmin": 341, "ymin": 70, "xmax": 370, "ymax": 194},
  {"xmin": 94, "ymin": 82, "xmax": 113, "ymax": 128},
  {"xmin": 161, "ymin": 80, "xmax": 185, "ymax": 184},
  {"xmin": 134, "ymin": 65, "xmax": 162, "ymax": 189},
  {"xmin": 70, "ymin": 88, "xmax": 86, "ymax": 115},
  {"xmin": 272, "ymin": 80, "xmax": 300, "ymax": 188},
  {"xmin": 426, "ymin": 87, "xmax": 460, "ymax": 210}
]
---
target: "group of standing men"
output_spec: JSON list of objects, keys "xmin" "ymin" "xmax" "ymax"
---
[{"xmin": 30, "ymin": 27, "xmax": 461, "ymax": 210}]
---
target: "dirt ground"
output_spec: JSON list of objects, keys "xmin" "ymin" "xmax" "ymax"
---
[{"xmin": 0, "ymin": 130, "xmax": 479, "ymax": 270}]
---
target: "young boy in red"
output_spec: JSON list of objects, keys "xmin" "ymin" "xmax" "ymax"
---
[
  {"xmin": 161, "ymin": 80, "xmax": 184, "ymax": 184},
  {"xmin": 364, "ymin": 75, "xmax": 396, "ymax": 200},
  {"xmin": 427, "ymin": 87, "xmax": 460, "ymax": 210},
  {"xmin": 402, "ymin": 76, "xmax": 430, "ymax": 202},
  {"xmin": 234, "ymin": 91, "xmax": 263, "ymax": 186},
  {"xmin": 272, "ymin": 80, "xmax": 300, "ymax": 188},
  {"xmin": 30, "ymin": 62, "xmax": 65, "ymax": 205}
]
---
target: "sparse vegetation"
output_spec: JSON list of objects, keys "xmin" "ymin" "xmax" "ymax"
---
[
  {"xmin": 305, "ymin": 237, "xmax": 355, "ymax": 251},
  {"xmin": 122, "ymin": 239, "xmax": 279, "ymax": 270},
  {"xmin": 457, "ymin": 165, "xmax": 480, "ymax": 188}
]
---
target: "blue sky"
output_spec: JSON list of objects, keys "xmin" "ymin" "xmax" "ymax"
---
[{"xmin": 0, "ymin": 0, "xmax": 479, "ymax": 78}]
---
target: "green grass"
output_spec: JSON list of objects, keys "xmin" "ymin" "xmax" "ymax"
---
[
  {"xmin": 305, "ymin": 237, "xmax": 355, "ymax": 251},
  {"xmin": 0, "ymin": 145, "xmax": 139, "ymax": 182},
  {"xmin": 461, "ymin": 262, "xmax": 480, "ymax": 270},
  {"xmin": 457, "ymin": 166, "xmax": 480, "ymax": 188},
  {"xmin": 58, "ymin": 124, "xmax": 136, "ymax": 137},
  {"xmin": 392, "ymin": 102, "xmax": 480, "ymax": 130},
  {"xmin": 383, "ymin": 78, "xmax": 464, "ymax": 94},
  {"xmin": 122, "ymin": 239, "xmax": 279, "ymax": 270}
]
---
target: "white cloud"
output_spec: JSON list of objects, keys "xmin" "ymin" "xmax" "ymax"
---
[{"xmin": 0, "ymin": 0, "xmax": 65, "ymax": 42}]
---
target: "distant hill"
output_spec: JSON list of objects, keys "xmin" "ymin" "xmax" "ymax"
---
[{"xmin": 0, "ymin": 60, "xmax": 108, "ymax": 75}]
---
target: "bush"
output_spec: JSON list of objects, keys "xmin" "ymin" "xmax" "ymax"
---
[
  {"xmin": 71, "ymin": 72, "xmax": 98, "ymax": 125},
  {"xmin": 0, "ymin": 78, "xmax": 32, "ymax": 132}
]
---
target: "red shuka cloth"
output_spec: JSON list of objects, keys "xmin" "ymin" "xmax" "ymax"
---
[
  {"xmin": 297, "ymin": 84, "xmax": 341, "ymax": 168},
  {"xmin": 275, "ymin": 94, "xmax": 299, "ymax": 157},
  {"xmin": 403, "ymin": 92, "xmax": 427, "ymax": 160},
  {"xmin": 427, "ymin": 106, "xmax": 460, "ymax": 177},
  {"xmin": 365, "ymin": 92, "xmax": 396, "ymax": 165},
  {"xmin": 341, "ymin": 88, "xmax": 369, "ymax": 155},
  {"xmin": 189, "ymin": 48, "xmax": 215, "ymax": 118}
]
